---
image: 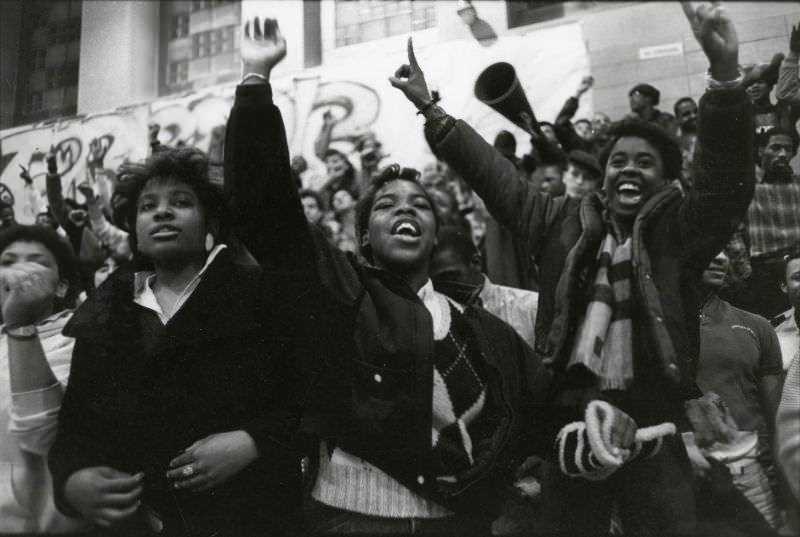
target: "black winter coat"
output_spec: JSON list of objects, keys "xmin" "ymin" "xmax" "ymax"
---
[
  {"xmin": 425, "ymin": 88, "xmax": 755, "ymax": 426},
  {"xmin": 223, "ymin": 83, "xmax": 553, "ymax": 520},
  {"xmin": 48, "ymin": 251, "xmax": 307, "ymax": 537}
]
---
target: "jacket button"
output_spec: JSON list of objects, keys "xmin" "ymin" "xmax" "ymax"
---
[
  {"xmin": 655, "ymin": 316, "xmax": 663, "ymax": 323},
  {"xmin": 644, "ymin": 273, "xmax": 652, "ymax": 280},
  {"xmin": 417, "ymin": 475, "xmax": 425, "ymax": 484},
  {"xmin": 373, "ymin": 373, "xmax": 382, "ymax": 383}
]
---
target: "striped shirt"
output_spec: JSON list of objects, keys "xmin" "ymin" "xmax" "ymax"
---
[{"xmin": 746, "ymin": 174, "xmax": 800, "ymax": 259}]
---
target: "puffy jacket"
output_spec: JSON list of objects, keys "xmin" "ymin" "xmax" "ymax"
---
[{"xmin": 425, "ymin": 88, "xmax": 754, "ymax": 425}]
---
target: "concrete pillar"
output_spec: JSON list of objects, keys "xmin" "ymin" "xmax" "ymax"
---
[
  {"xmin": 77, "ymin": 0, "xmax": 159, "ymax": 114},
  {"xmin": 0, "ymin": 0, "xmax": 23, "ymax": 129}
]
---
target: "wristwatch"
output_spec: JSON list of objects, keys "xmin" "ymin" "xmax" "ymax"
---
[{"xmin": 4, "ymin": 325, "xmax": 38, "ymax": 340}]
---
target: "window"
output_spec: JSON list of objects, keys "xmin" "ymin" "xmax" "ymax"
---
[
  {"xmin": 193, "ymin": 26, "xmax": 236, "ymax": 58},
  {"xmin": 45, "ymin": 63, "xmax": 78, "ymax": 89},
  {"xmin": 193, "ymin": 31, "xmax": 211, "ymax": 58},
  {"xmin": 26, "ymin": 91, "xmax": 43, "ymax": 113},
  {"xmin": 506, "ymin": 2, "xmax": 596, "ymax": 29},
  {"xmin": 33, "ymin": 49, "xmax": 46, "ymax": 69},
  {"xmin": 172, "ymin": 13, "xmax": 189, "ymax": 38},
  {"xmin": 192, "ymin": 0, "xmax": 211, "ymax": 12},
  {"xmin": 167, "ymin": 60, "xmax": 189, "ymax": 85},
  {"xmin": 334, "ymin": 0, "xmax": 436, "ymax": 47}
]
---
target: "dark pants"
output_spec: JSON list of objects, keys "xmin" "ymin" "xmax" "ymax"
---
[
  {"xmin": 540, "ymin": 435, "xmax": 697, "ymax": 537},
  {"xmin": 306, "ymin": 499, "xmax": 492, "ymax": 537}
]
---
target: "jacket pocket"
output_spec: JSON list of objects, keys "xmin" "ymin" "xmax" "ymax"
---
[{"xmin": 350, "ymin": 358, "xmax": 417, "ymax": 429}]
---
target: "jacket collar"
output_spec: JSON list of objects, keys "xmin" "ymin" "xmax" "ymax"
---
[{"xmin": 65, "ymin": 249, "xmax": 260, "ymax": 355}]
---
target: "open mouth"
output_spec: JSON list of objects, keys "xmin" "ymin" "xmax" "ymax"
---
[
  {"xmin": 391, "ymin": 219, "xmax": 421, "ymax": 238},
  {"xmin": 151, "ymin": 225, "xmax": 180, "ymax": 238},
  {"xmin": 616, "ymin": 181, "xmax": 642, "ymax": 206}
]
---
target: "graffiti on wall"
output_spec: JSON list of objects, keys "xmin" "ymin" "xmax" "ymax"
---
[{"xmin": 0, "ymin": 23, "xmax": 589, "ymax": 223}]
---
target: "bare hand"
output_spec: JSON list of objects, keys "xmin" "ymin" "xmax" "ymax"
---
[
  {"xmin": 681, "ymin": 2, "xmax": 739, "ymax": 80},
  {"xmin": 166, "ymin": 430, "xmax": 259, "ymax": 492},
  {"xmin": 18, "ymin": 165, "xmax": 32, "ymax": 185},
  {"xmin": 0, "ymin": 262, "xmax": 61, "ymax": 327},
  {"xmin": 790, "ymin": 22, "xmax": 800, "ymax": 55},
  {"xmin": 241, "ymin": 17, "xmax": 287, "ymax": 79},
  {"xmin": 147, "ymin": 123, "xmax": 160, "ymax": 144},
  {"xmin": 77, "ymin": 183, "xmax": 97, "ymax": 204},
  {"xmin": 389, "ymin": 37, "xmax": 433, "ymax": 110},
  {"xmin": 64, "ymin": 467, "xmax": 143, "ymax": 528},
  {"xmin": 46, "ymin": 146, "xmax": 57, "ymax": 175},
  {"xmin": 87, "ymin": 138, "xmax": 108, "ymax": 168},
  {"xmin": 576, "ymin": 75, "xmax": 594, "ymax": 95},
  {"xmin": 519, "ymin": 111, "xmax": 540, "ymax": 138}
]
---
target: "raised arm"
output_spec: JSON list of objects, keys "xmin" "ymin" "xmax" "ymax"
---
[
  {"xmin": 679, "ymin": 2, "xmax": 754, "ymax": 258},
  {"xmin": 389, "ymin": 38, "xmax": 559, "ymax": 256},
  {"xmin": 224, "ymin": 17, "xmax": 313, "ymax": 273},
  {"xmin": 553, "ymin": 76, "xmax": 594, "ymax": 153},
  {"xmin": 776, "ymin": 23, "xmax": 800, "ymax": 104}
]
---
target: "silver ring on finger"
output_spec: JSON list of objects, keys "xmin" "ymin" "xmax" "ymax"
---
[{"xmin": 182, "ymin": 465, "xmax": 195, "ymax": 477}]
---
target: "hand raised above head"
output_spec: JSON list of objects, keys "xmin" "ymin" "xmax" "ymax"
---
[
  {"xmin": 680, "ymin": 2, "xmax": 739, "ymax": 81},
  {"xmin": 790, "ymin": 22, "xmax": 799, "ymax": 55},
  {"xmin": 389, "ymin": 37, "xmax": 433, "ymax": 110},
  {"xmin": 241, "ymin": 16, "xmax": 287, "ymax": 80}
]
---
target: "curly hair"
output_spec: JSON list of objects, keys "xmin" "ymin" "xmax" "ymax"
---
[
  {"xmin": 599, "ymin": 118, "xmax": 683, "ymax": 182},
  {"xmin": 113, "ymin": 147, "xmax": 226, "ymax": 263},
  {"xmin": 0, "ymin": 224, "xmax": 80, "ymax": 310},
  {"xmin": 355, "ymin": 164, "xmax": 439, "ymax": 263}
]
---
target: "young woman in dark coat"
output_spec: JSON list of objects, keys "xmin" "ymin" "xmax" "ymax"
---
[
  {"xmin": 47, "ymin": 142, "xmax": 308, "ymax": 533},
  {"xmin": 222, "ymin": 17, "xmax": 660, "ymax": 537}
]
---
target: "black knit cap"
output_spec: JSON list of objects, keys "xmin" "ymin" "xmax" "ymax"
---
[
  {"xmin": 567, "ymin": 149, "xmax": 602, "ymax": 178},
  {"xmin": 629, "ymin": 83, "xmax": 660, "ymax": 105}
]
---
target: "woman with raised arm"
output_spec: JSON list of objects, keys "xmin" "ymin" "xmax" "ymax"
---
[
  {"xmin": 47, "ymin": 106, "xmax": 308, "ymax": 535},
  {"xmin": 223, "ymin": 16, "xmax": 672, "ymax": 537},
  {"xmin": 0, "ymin": 225, "xmax": 87, "ymax": 533}
]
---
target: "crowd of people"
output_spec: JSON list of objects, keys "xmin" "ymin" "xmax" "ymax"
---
[{"xmin": 1, "ymin": 2, "xmax": 800, "ymax": 536}]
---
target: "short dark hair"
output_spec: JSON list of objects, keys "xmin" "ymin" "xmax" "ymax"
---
[
  {"xmin": 435, "ymin": 226, "xmax": 479, "ymax": 266},
  {"xmin": 114, "ymin": 147, "xmax": 225, "ymax": 262},
  {"xmin": 599, "ymin": 118, "xmax": 682, "ymax": 181},
  {"xmin": 757, "ymin": 126, "xmax": 798, "ymax": 151},
  {"xmin": 355, "ymin": 164, "xmax": 439, "ymax": 262},
  {"xmin": 0, "ymin": 224, "xmax": 80, "ymax": 309},
  {"xmin": 299, "ymin": 189, "xmax": 324, "ymax": 209},
  {"xmin": 673, "ymin": 97, "xmax": 696, "ymax": 116}
]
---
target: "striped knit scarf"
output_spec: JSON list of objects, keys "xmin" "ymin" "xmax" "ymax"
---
[{"xmin": 568, "ymin": 232, "xmax": 634, "ymax": 390}]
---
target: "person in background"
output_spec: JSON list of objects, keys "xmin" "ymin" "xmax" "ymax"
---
[
  {"xmin": 48, "ymin": 138, "xmax": 307, "ymax": 533},
  {"xmin": 431, "ymin": 225, "xmax": 538, "ymax": 350},
  {"xmin": 776, "ymin": 350, "xmax": 800, "ymax": 536},
  {"xmin": 300, "ymin": 189, "xmax": 325, "ymax": 227},
  {"xmin": 493, "ymin": 130, "xmax": 519, "ymax": 167},
  {"xmin": 0, "ymin": 224, "xmax": 86, "ymax": 533},
  {"xmin": 776, "ymin": 22, "xmax": 800, "ymax": 105},
  {"xmin": 674, "ymin": 97, "xmax": 699, "ymax": 186},
  {"xmin": 773, "ymin": 250, "xmax": 800, "ymax": 370},
  {"xmin": 744, "ymin": 53, "xmax": 789, "ymax": 134},
  {"xmin": 320, "ymin": 149, "xmax": 357, "ymax": 207},
  {"xmin": 554, "ymin": 75, "xmax": 600, "ymax": 155},
  {"xmin": 733, "ymin": 127, "xmax": 800, "ymax": 319},
  {"xmin": 0, "ymin": 201, "xmax": 17, "ymax": 230},
  {"xmin": 697, "ymin": 247, "xmax": 784, "ymax": 528},
  {"xmin": 627, "ymin": 82, "xmax": 679, "ymax": 136},
  {"xmin": 562, "ymin": 150, "xmax": 602, "ymax": 198},
  {"xmin": 330, "ymin": 186, "xmax": 358, "ymax": 252}
]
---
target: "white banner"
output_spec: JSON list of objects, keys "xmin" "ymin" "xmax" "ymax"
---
[{"xmin": 0, "ymin": 22, "xmax": 589, "ymax": 223}]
